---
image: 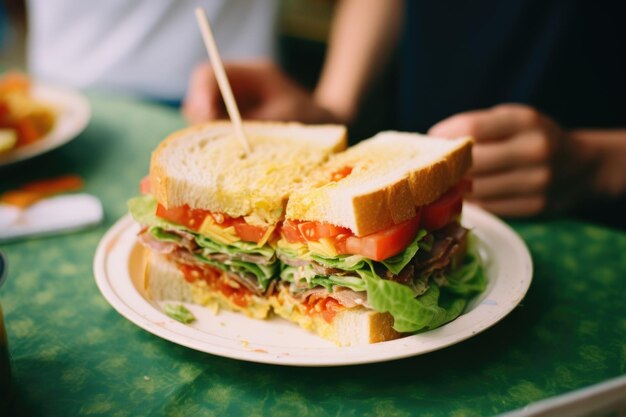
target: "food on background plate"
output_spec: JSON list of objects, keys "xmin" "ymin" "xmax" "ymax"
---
[
  {"xmin": 0, "ymin": 72, "xmax": 56, "ymax": 153},
  {"xmin": 0, "ymin": 175, "xmax": 84, "ymax": 208},
  {"xmin": 129, "ymin": 122, "xmax": 486, "ymax": 346}
]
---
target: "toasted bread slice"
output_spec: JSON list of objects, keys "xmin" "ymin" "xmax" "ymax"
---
[
  {"xmin": 286, "ymin": 131, "xmax": 472, "ymax": 236},
  {"xmin": 144, "ymin": 252, "xmax": 272, "ymax": 320},
  {"xmin": 271, "ymin": 285, "xmax": 403, "ymax": 346},
  {"xmin": 150, "ymin": 121, "xmax": 347, "ymax": 224}
]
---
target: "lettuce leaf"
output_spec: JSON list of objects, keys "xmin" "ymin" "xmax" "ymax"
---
[
  {"xmin": 164, "ymin": 304, "xmax": 196, "ymax": 324},
  {"xmin": 149, "ymin": 227, "xmax": 182, "ymax": 244},
  {"xmin": 310, "ymin": 253, "xmax": 370, "ymax": 271},
  {"xmin": 380, "ymin": 230, "xmax": 428, "ymax": 274},
  {"xmin": 279, "ymin": 266, "xmax": 367, "ymax": 292},
  {"xmin": 283, "ymin": 227, "xmax": 486, "ymax": 333},
  {"xmin": 128, "ymin": 195, "xmax": 171, "ymax": 229},
  {"xmin": 357, "ymin": 234, "xmax": 486, "ymax": 333},
  {"xmin": 445, "ymin": 234, "xmax": 486, "ymax": 296},
  {"xmin": 358, "ymin": 268, "xmax": 468, "ymax": 332}
]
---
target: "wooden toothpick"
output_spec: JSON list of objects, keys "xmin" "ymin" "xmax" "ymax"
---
[{"xmin": 195, "ymin": 8, "xmax": 251, "ymax": 155}]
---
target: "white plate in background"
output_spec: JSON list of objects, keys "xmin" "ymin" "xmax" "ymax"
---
[
  {"xmin": 0, "ymin": 82, "xmax": 91, "ymax": 166},
  {"xmin": 93, "ymin": 204, "xmax": 532, "ymax": 366}
]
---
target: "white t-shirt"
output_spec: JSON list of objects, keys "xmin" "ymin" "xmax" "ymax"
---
[{"xmin": 26, "ymin": 0, "xmax": 278, "ymax": 101}]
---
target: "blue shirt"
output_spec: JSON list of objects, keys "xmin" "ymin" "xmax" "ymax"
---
[{"xmin": 397, "ymin": 0, "xmax": 626, "ymax": 132}]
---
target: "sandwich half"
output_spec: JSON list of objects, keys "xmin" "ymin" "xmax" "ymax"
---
[
  {"xmin": 129, "ymin": 121, "xmax": 347, "ymax": 318},
  {"xmin": 273, "ymin": 131, "xmax": 486, "ymax": 345}
]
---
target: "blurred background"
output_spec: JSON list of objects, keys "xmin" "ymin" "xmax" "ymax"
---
[
  {"xmin": 0, "ymin": 0, "xmax": 395, "ymax": 142},
  {"xmin": 0, "ymin": 0, "xmax": 26, "ymax": 69},
  {"xmin": 1, "ymin": 0, "xmax": 624, "ymax": 227}
]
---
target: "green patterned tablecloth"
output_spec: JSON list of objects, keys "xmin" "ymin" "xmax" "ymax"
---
[{"xmin": 0, "ymin": 94, "xmax": 625, "ymax": 417}]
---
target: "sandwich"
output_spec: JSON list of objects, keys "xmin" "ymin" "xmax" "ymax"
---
[
  {"xmin": 129, "ymin": 121, "xmax": 347, "ymax": 319},
  {"xmin": 129, "ymin": 122, "xmax": 486, "ymax": 346},
  {"xmin": 272, "ymin": 131, "xmax": 485, "ymax": 345}
]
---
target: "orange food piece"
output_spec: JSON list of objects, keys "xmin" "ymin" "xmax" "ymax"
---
[
  {"xmin": 0, "ymin": 72, "xmax": 30, "ymax": 94},
  {"xmin": 329, "ymin": 166, "xmax": 353, "ymax": 182},
  {"xmin": 21, "ymin": 175, "xmax": 84, "ymax": 195},
  {"xmin": 0, "ymin": 174, "xmax": 84, "ymax": 208},
  {"xmin": 0, "ymin": 190, "xmax": 42, "ymax": 208},
  {"xmin": 14, "ymin": 119, "xmax": 41, "ymax": 146},
  {"xmin": 178, "ymin": 263, "xmax": 251, "ymax": 307},
  {"xmin": 0, "ymin": 72, "xmax": 55, "ymax": 148}
]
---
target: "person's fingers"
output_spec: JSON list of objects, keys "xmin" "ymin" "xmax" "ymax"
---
[
  {"xmin": 468, "ymin": 195, "xmax": 546, "ymax": 217},
  {"xmin": 471, "ymin": 130, "xmax": 552, "ymax": 174},
  {"xmin": 471, "ymin": 165, "xmax": 551, "ymax": 199},
  {"xmin": 429, "ymin": 104, "xmax": 542, "ymax": 142},
  {"xmin": 182, "ymin": 62, "xmax": 221, "ymax": 123}
]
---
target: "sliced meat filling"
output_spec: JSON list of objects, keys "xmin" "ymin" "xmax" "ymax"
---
[
  {"xmin": 413, "ymin": 222, "xmax": 468, "ymax": 278},
  {"xmin": 293, "ymin": 285, "xmax": 370, "ymax": 309},
  {"xmin": 287, "ymin": 223, "xmax": 470, "ymax": 308},
  {"xmin": 137, "ymin": 228, "xmax": 275, "ymax": 296}
]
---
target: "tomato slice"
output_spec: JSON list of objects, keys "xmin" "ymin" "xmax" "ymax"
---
[
  {"xmin": 282, "ymin": 220, "xmax": 352, "ymax": 243},
  {"xmin": 314, "ymin": 222, "xmax": 352, "ymax": 239},
  {"xmin": 297, "ymin": 221, "xmax": 351, "ymax": 241},
  {"xmin": 282, "ymin": 215, "xmax": 421, "ymax": 261},
  {"xmin": 178, "ymin": 263, "xmax": 250, "ymax": 307},
  {"xmin": 139, "ymin": 176, "xmax": 151, "ymax": 195},
  {"xmin": 232, "ymin": 218, "xmax": 271, "ymax": 243},
  {"xmin": 421, "ymin": 180, "xmax": 470, "ymax": 231},
  {"xmin": 156, "ymin": 204, "xmax": 271, "ymax": 243},
  {"xmin": 156, "ymin": 204, "xmax": 209, "ymax": 232},
  {"xmin": 296, "ymin": 221, "xmax": 318, "ymax": 241},
  {"xmin": 305, "ymin": 297, "xmax": 343, "ymax": 323},
  {"xmin": 281, "ymin": 220, "xmax": 307, "ymax": 244},
  {"xmin": 342, "ymin": 212, "xmax": 422, "ymax": 261},
  {"xmin": 330, "ymin": 166, "xmax": 353, "ymax": 182}
]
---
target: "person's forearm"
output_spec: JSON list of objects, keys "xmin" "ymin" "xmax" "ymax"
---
[
  {"xmin": 313, "ymin": 0, "xmax": 404, "ymax": 123},
  {"xmin": 568, "ymin": 129, "xmax": 626, "ymax": 198}
]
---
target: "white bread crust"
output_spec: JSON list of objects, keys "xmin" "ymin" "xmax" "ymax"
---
[
  {"xmin": 144, "ymin": 252, "xmax": 272, "ymax": 319},
  {"xmin": 150, "ymin": 121, "xmax": 347, "ymax": 223},
  {"xmin": 286, "ymin": 132, "xmax": 473, "ymax": 235},
  {"xmin": 144, "ymin": 252, "xmax": 403, "ymax": 345},
  {"xmin": 271, "ymin": 286, "xmax": 403, "ymax": 346}
]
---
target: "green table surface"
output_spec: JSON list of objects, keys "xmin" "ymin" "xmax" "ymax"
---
[{"xmin": 0, "ymin": 94, "xmax": 625, "ymax": 417}]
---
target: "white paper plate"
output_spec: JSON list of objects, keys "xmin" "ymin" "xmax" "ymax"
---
[
  {"xmin": 0, "ymin": 83, "xmax": 91, "ymax": 166},
  {"xmin": 94, "ymin": 204, "xmax": 532, "ymax": 366}
]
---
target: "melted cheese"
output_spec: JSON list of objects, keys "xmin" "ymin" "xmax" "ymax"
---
[
  {"xmin": 198, "ymin": 217, "xmax": 240, "ymax": 245},
  {"xmin": 307, "ymin": 238, "xmax": 338, "ymax": 258}
]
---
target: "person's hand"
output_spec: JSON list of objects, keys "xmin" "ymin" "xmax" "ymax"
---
[
  {"xmin": 182, "ymin": 60, "xmax": 339, "ymax": 125},
  {"xmin": 429, "ymin": 104, "xmax": 590, "ymax": 217}
]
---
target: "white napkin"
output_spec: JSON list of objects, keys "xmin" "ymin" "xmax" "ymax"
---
[{"xmin": 0, "ymin": 193, "xmax": 103, "ymax": 242}]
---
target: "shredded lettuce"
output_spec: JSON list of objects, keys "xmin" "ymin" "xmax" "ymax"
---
[
  {"xmin": 149, "ymin": 227, "xmax": 182, "ymax": 244},
  {"xmin": 380, "ymin": 230, "xmax": 428, "ymax": 274},
  {"xmin": 357, "ymin": 269, "xmax": 467, "ymax": 332},
  {"xmin": 310, "ymin": 253, "xmax": 369, "ymax": 271},
  {"xmin": 444, "ymin": 234, "xmax": 486, "ymax": 296},
  {"xmin": 195, "ymin": 234, "xmax": 275, "ymax": 259},
  {"xmin": 357, "ymin": 233, "xmax": 486, "ymax": 332},
  {"xmin": 280, "ymin": 228, "xmax": 486, "ymax": 333},
  {"xmin": 164, "ymin": 304, "xmax": 196, "ymax": 324},
  {"xmin": 328, "ymin": 274, "xmax": 367, "ymax": 292}
]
